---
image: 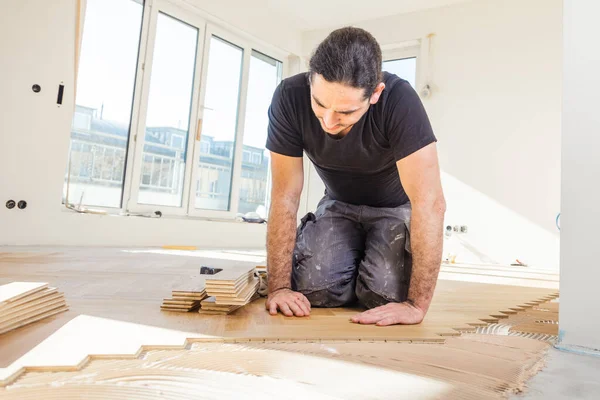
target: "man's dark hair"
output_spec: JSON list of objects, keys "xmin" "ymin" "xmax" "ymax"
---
[{"xmin": 309, "ymin": 27, "xmax": 382, "ymax": 99}]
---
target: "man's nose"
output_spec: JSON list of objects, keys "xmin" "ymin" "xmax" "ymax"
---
[{"xmin": 322, "ymin": 110, "xmax": 337, "ymax": 128}]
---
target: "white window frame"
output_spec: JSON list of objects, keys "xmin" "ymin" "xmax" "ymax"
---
[
  {"xmin": 381, "ymin": 41, "xmax": 422, "ymax": 91},
  {"xmin": 243, "ymin": 150, "xmax": 252, "ymax": 163},
  {"xmin": 170, "ymin": 134, "xmax": 184, "ymax": 149},
  {"xmin": 64, "ymin": 0, "xmax": 150, "ymax": 212},
  {"xmin": 126, "ymin": 0, "xmax": 207, "ymax": 216},
  {"xmin": 186, "ymin": 23, "xmax": 287, "ymax": 219},
  {"xmin": 68, "ymin": 0, "xmax": 289, "ymax": 218}
]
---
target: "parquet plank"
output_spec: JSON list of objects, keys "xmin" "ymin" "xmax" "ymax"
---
[{"xmin": 0, "ymin": 248, "xmax": 559, "ymax": 386}]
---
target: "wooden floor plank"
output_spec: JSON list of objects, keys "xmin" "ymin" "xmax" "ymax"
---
[
  {"xmin": 0, "ymin": 336, "xmax": 551, "ymax": 399},
  {"xmin": 0, "ymin": 283, "xmax": 48, "ymax": 307},
  {"xmin": 0, "ymin": 247, "xmax": 559, "ymax": 384}
]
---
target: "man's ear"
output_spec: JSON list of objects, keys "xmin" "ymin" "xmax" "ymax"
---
[{"xmin": 369, "ymin": 82, "xmax": 386, "ymax": 105}]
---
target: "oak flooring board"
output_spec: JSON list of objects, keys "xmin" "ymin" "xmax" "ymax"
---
[
  {"xmin": 0, "ymin": 336, "xmax": 550, "ymax": 400},
  {"xmin": 200, "ymin": 297, "xmax": 239, "ymax": 312},
  {"xmin": 160, "ymin": 304, "xmax": 196, "ymax": 310},
  {"xmin": 206, "ymin": 271, "xmax": 253, "ymax": 286},
  {"xmin": 162, "ymin": 299, "xmax": 198, "ymax": 305},
  {"xmin": 0, "ymin": 304, "xmax": 69, "ymax": 335},
  {"xmin": 0, "ymin": 283, "xmax": 48, "ymax": 307},
  {"xmin": 0, "ymin": 248, "xmax": 558, "ymax": 378},
  {"xmin": 214, "ymin": 279, "xmax": 259, "ymax": 305},
  {"xmin": 170, "ymin": 291, "xmax": 206, "ymax": 298},
  {"xmin": 509, "ymin": 322, "xmax": 558, "ymax": 335},
  {"xmin": 0, "ymin": 288, "xmax": 59, "ymax": 314},
  {"xmin": 205, "ymin": 267, "xmax": 254, "ymax": 285},
  {"xmin": 440, "ymin": 265, "xmax": 559, "ymax": 280},
  {"xmin": 0, "ymin": 297, "xmax": 66, "ymax": 324},
  {"xmin": 0, "ymin": 295, "xmax": 65, "ymax": 325},
  {"xmin": 437, "ymin": 271, "xmax": 559, "ymax": 289},
  {"xmin": 170, "ymin": 296, "xmax": 206, "ymax": 302},
  {"xmin": 198, "ymin": 310, "xmax": 229, "ymax": 315},
  {"xmin": 205, "ymin": 276, "xmax": 254, "ymax": 294},
  {"xmin": 0, "ymin": 289, "xmax": 60, "ymax": 317}
]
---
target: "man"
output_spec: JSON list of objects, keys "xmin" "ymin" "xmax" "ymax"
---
[{"xmin": 264, "ymin": 27, "xmax": 446, "ymax": 326}]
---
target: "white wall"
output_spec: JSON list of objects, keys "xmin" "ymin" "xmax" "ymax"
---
[
  {"xmin": 302, "ymin": 0, "xmax": 562, "ymax": 269},
  {"xmin": 559, "ymin": 0, "xmax": 600, "ymax": 352},
  {"xmin": 183, "ymin": 0, "xmax": 304, "ymax": 55},
  {"xmin": 0, "ymin": 0, "xmax": 301, "ymax": 248}
]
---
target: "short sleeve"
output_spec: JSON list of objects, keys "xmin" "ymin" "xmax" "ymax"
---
[
  {"xmin": 385, "ymin": 81, "xmax": 437, "ymax": 161},
  {"xmin": 265, "ymin": 81, "xmax": 304, "ymax": 157}
]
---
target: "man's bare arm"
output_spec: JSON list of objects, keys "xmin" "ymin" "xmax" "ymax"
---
[
  {"xmin": 400, "ymin": 143, "xmax": 446, "ymax": 315},
  {"xmin": 351, "ymin": 143, "xmax": 445, "ymax": 325},
  {"xmin": 265, "ymin": 152, "xmax": 311, "ymax": 317}
]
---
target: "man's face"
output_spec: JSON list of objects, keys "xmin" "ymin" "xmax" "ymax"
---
[{"xmin": 310, "ymin": 73, "xmax": 384, "ymax": 136}]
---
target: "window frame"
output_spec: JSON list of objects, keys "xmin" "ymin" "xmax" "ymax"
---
[
  {"xmin": 125, "ymin": 0, "xmax": 206, "ymax": 215},
  {"xmin": 381, "ymin": 42, "xmax": 422, "ymax": 91},
  {"xmin": 67, "ymin": 0, "xmax": 289, "ymax": 219},
  {"xmin": 64, "ymin": 0, "xmax": 148, "ymax": 210},
  {"xmin": 186, "ymin": 23, "xmax": 286, "ymax": 219}
]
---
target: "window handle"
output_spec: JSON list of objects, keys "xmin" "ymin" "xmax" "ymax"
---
[{"xmin": 196, "ymin": 118, "xmax": 203, "ymax": 141}]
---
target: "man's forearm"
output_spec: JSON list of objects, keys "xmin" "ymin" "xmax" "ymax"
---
[
  {"xmin": 407, "ymin": 199, "xmax": 445, "ymax": 313},
  {"xmin": 267, "ymin": 197, "xmax": 299, "ymax": 293}
]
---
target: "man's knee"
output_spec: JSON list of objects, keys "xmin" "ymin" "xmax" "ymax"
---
[
  {"xmin": 355, "ymin": 266, "xmax": 410, "ymax": 309},
  {"xmin": 294, "ymin": 275, "xmax": 357, "ymax": 307},
  {"xmin": 355, "ymin": 278, "xmax": 389, "ymax": 309},
  {"xmin": 292, "ymin": 254, "xmax": 359, "ymax": 308},
  {"xmin": 292, "ymin": 200, "xmax": 364, "ymax": 307}
]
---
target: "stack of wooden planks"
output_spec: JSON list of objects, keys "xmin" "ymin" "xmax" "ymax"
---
[
  {"xmin": 198, "ymin": 296, "xmax": 244, "ymax": 315},
  {"xmin": 160, "ymin": 286, "xmax": 208, "ymax": 313},
  {"xmin": 0, "ymin": 282, "xmax": 68, "ymax": 335},
  {"xmin": 201, "ymin": 266, "xmax": 260, "ymax": 315},
  {"xmin": 160, "ymin": 266, "xmax": 261, "ymax": 315}
]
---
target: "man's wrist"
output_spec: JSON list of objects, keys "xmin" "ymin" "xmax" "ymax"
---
[
  {"xmin": 406, "ymin": 298, "xmax": 428, "ymax": 313},
  {"xmin": 269, "ymin": 285, "xmax": 292, "ymax": 295}
]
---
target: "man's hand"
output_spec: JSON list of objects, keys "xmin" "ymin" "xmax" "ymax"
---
[
  {"xmin": 350, "ymin": 302, "xmax": 425, "ymax": 326},
  {"xmin": 266, "ymin": 288, "xmax": 311, "ymax": 317}
]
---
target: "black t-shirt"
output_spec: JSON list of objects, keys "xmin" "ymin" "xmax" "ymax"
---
[{"xmin": 266, "ymin": 71, "xmax": 436, "ymax": 208}]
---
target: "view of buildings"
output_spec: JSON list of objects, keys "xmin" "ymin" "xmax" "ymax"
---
[{"xmin": 64, "ymin": 105, "xmax": 269, "ymax": 214}]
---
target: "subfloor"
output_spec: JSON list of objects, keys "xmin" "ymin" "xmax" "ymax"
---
[
  {"xmin": 512, "ymin": 347, "xmax": 600, "ymax": 399},
  {"xmin": 0, "ymin": 246, "xmax": 568, "ymax": 398},
  {"xmin": 0, "ymin": 335, "xmax": 552, "ymax": 399}
]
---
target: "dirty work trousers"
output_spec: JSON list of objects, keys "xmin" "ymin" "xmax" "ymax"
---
[{"xmin": 292, "ymin": 195, "xmax": 412, "ymax": 309}]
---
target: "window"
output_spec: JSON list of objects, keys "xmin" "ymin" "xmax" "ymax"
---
[
  {"xmin": 64, "ymin": 0, "xmax": 144, "ymax": 208},
  {"xmin": 383, "ymin": 57, "xmax": 417, "ymax": 89},
  {"xmin": 72, "ymin": 106, "xmax": 92, "ymax": 130},
  {"xmin": 237, "ymin": 51, "xmax": 283, "ymax": 217},
  {"xmin": 194, "ymin": 36, "xmax": 243, "ymax": 212},
  {"xmin": 66, "ymin": 1, "xmax": 286, "ymax": 219},
  {"xmin": 136, "ymin": 13, "xmax": 198, "ymax": 207},
  {"xmin": 382, "ymin": 45, "xmax": 420, "ymax": 90},
  {"xmin": 199, "ymin": 140, "xmax": 210, "ymax": 154},
  {"xmin": 171, "ymin": 135, "xmax": 184, "ymax": 150},
  {"xmin": 242, "ymin": 150, "xmax": 251, "ymax": 163}
]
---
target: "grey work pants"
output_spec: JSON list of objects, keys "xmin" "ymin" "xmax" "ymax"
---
[{"xmin": 292, "ymin": 195, "xmax": 412, "ymax": 309}]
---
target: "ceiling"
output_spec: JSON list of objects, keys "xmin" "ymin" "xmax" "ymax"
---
[{"xmin": 266, "ymin": 0, "xmax": 477, "ymax": 31}]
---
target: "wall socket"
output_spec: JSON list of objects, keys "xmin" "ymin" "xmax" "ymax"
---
[
  {"xmin": 5, "ymin": 200, "xmax": 27, "ymax": 210},
  {"xmin": 451, "ymin": 225, "xmax": 468, "ymax": 234}
]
